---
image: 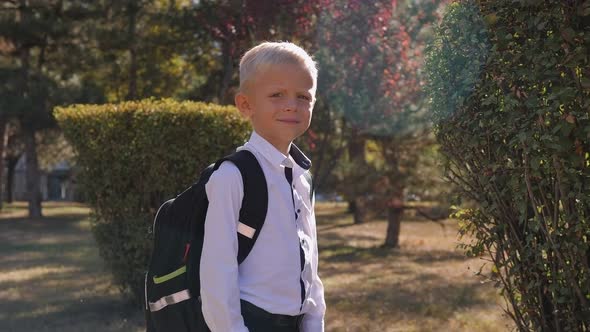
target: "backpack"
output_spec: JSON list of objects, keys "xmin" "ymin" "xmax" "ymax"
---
[{"xmin": 144, "ymin": 149, "xmax": 268, "ymax": 332}]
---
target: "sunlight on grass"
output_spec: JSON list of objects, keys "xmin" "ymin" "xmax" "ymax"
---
[
  {"xmin": 0, "ymin": 202, "xmax": 146, "ymax": 332},
  {"xmin": 0, "ymin": 201, "xmax": 91, "ymax": 220},
  {"xmin": 74, "ymin": 218, "xmax": 93, "ymax": 231},
  {"xmin": 315, "ymin": 201, "xmax": 347, "ymax": 214},
  {"xmin": 11, "ymin": 303, "xmax": 66, "ymax": 320},
  {"xmin": 450, "ymin": 309, "xmax": 511, "ymax": 331},
  {"xmin": 315, "ymin": 204, "xmax": 512, "ymax": 331},
  {"xmin": 0, "ymin": 266, "xmax": 80, "ymax": 283},
  {"xmin": 0, "ymin": 201, "xmax": 511, "ymax": 332},
  {"xmin": 42, "ymin": 204, "xmax": 91, "ymax": 218}
]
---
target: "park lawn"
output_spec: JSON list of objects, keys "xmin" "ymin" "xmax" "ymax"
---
[
  {"xmin": 0, "ymin": 201, "xmax": 512, "ymax": 332},
  {"xmin": 316, "ymin": 203, "xmax": 512, "ymax": 331}
]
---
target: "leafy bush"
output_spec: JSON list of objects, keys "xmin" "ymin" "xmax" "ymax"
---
[
  {"xmin": 426, "ymin": 0, "xmax": 590, "ymax": 330},
  {"xmin": 55, "ymin": 99, "xmax": 250, "ymax": 302}
]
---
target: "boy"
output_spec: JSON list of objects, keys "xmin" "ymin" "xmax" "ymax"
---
[{"xmin": 199, "ymin": 42, "xmax": 326, "ymax": 332}]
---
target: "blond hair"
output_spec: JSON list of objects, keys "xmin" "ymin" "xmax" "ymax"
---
[{"xmin": 238, "ymin": 41, "xmax": 317, "ymax": 92}]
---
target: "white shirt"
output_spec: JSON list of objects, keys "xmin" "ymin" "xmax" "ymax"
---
[{"xmin": 200, "ymin": 131, "xmax": 326, "ymax": 332}]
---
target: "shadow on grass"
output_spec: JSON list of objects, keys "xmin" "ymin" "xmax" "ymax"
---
[
  {"xmin": 316, "ymin": 209, "xmax": 451, "ymax": 234},
  {"xmin": 0, "ymin": 203, "xmax": 145, "ymax": 332},
  {"xmin": 0, "ymin": 296, "xmax": 143, "ymax": 332},
  {"xmin": 0, "ymin": 213, "xmax": 90, "ymax": 227},
  {"xmin": 326, "ymin": 271, "xmax": 491, "ymax": 322},
  {"xmin": 321, "ymin": 243, "xmax": 467, "ymax": 265},
  {"xmin": 315, "ymin": 208, "xmax": 505, "ymax": 330},
  {"xmin": 0, "ymin": 202, "xmax": 497, "ymax": 332},
  {"xmin": 316, "ymin": 210, "xmax": 352, "ymax": 229},
  {"xmin": 0, "ymin": 239, "xmax": 89, "ymax": 254}
]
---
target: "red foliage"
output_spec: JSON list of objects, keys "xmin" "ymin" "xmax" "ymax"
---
[
  {"xmin": 313, "ymin": 0, "xmax": 447, "ymax": 133},
  {"xmin": 193, "ymin": 0, "xmax": 321, "ymax": 58},
  {"xmin": 192, "ymin": 0, "xmax": 447, "ymax": 134}
]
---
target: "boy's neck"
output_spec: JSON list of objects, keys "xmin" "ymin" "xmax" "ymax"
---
[{"xmin": 274, "ymin": 143, "xmax": 291, "ymax": 156}]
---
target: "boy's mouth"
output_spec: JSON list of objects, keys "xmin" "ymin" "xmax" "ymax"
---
[{"xmin": 277, "ymin": 119, "xmax": 300, "ymax": 124}]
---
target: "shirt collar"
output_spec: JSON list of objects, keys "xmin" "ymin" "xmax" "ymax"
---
[
  {"xmin": 242, "ymin": 131, "xmax": 312, "ymax": 173},
  {"xmin": 289, "ymin": 142, "xmax": 312, "ymax": 170}
]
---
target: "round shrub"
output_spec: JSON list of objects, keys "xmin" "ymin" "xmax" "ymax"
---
[{"xmin": 54, "ymin": 99, "xmax": 250, "ymax": 303}]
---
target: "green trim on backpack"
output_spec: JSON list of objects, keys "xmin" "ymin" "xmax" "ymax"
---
[{"xmin": 153, "ymin": 265, "xmax": 186, "ymax": 284}]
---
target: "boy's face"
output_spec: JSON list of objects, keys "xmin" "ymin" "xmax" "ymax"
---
[{"xmin": 235, "ymin": 62, "xmax": 316, "ymax": 155}]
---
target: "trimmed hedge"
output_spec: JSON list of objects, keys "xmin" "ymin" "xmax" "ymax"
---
[
  {"xmin": 426, "ymin": 1, "xmax": 590, "ymax": 330},
  {"xmin": 54, "ymin": 99, "xmax": 250, "ymax": 302}
]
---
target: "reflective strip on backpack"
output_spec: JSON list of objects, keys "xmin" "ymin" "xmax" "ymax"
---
[
  {"xmin": 237, "ymin": 222, "xmax": 256, "ymax": 239},
  {"xmin": 153, "ymin": 265, "xmax": 186, "ymax": 284},
  {"xmin": 148, "ymin": 289, "xmax": 192, "ymax": 312}
]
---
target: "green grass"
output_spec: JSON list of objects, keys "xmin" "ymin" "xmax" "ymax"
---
[
  {"xmin": 0, "ymin": 201, "xmax": 512, "ymax": 332},
  {"xmin": 315, "ymin": 202, "xmax": 511, "ymax": 332},
  {"xmin": 0, "ymin": 202, "xmax": 144, "ymax": 332}
]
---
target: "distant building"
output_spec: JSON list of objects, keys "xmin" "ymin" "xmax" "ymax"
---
[{"xmin": 12, "ymin": 156, "xmax": 79, "ymax": 201}]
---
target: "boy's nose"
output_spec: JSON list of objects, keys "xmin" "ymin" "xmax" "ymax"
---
[{"xmin": 284, "ymin": 99, "xmax": 297, "ymax": 111}]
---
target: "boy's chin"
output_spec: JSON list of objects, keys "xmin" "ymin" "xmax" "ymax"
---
[
  {"xmin": 285, "ymin": 130, "xmax": 305, "ymax": 142},
  {"xmin": 258, "ymin": 128, "xmax": 303, "ymax": 141}
]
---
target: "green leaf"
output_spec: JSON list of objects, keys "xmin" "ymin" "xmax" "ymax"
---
[{"xmin": 561, "ymin": 28, "xmax": 576, "ymax": 43}]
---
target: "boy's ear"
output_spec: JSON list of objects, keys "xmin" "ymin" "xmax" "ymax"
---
[{"xmin": 235, "ymin": 92, "xmax": 253, "ymax": 118}]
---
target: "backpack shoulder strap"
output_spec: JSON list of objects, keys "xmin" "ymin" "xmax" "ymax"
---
[{"xmin": 214, "ymin": 149, "xmax": 268, "ymax": 264}]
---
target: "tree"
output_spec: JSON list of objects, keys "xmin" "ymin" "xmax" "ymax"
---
[
  {"xmin": 0, "ymin": 115, "xmax": 7, "ymax": 210},
  {"xmin": 1, "ymin": 119, "xmax": 23, "ymax": 204},
  {"xmin": 0, "ymin": 0, "xmax": 98, "ymax": 217},
  {"xmin": 314, "ymin": 0, "xmax": 446, "ymax": 246},
  {"xmin": 189, "ymin": 0, "xmax": 320, "ymax": 104},
  {"xmin": 82, "ymin": 0, "xmax": 199, "ymax": 102}
]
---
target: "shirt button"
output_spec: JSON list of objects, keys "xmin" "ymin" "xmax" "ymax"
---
[{"xmin": 297, "ymin": 209, "xmax": 301, "ymax": 213}]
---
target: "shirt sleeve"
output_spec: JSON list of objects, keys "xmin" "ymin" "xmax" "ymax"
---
[
  {"xmin": 200, "ymin": 161, "xmax": 249, "ymax": 332},
  {"xmin": 301, "ymin": 194, "xmax": 326, "ymax": 332}
]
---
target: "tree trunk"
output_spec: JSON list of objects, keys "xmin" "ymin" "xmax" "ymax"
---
[
  {"xmin": 384, "ymin": 194, "xmax": 404, "ymax": 248},
  {"xmin": 347, "ymin": 199, "xmax": 356, "ymax": 213},
  {"xmin": 349, "ymin": 131, "xmax": 367, "ymax": 224},
  {"xmin": 5, "ymin": 156, "xmax": 17, "ymax": 203},
  {"xmin": 23, "ymin": 126, "xmax": 42, "ymax": 218},
  {"xmin": 16, "ymin": 1, "xmax": 41, "ymax": 216},
  {"xmin": 384, "ymin": 206, "xmax": 403, "ymax": 248},
  {"xmin": 0, "ymin": 118, "xmax": 6, "ymax": 210},
  {"xmin": 353, "ymin": 196, "xmax": 367, "ymax": 224},
  {"xmin": 309, "ymin": 108, "xmax": 331, "ymax": 193},
  {"xmin": 126, "ymin": 2, "xmax": 138, "ymax": 100},
  {"xmin": 218, "ymin": 39, "xmax": 234, "ymax": 104}
]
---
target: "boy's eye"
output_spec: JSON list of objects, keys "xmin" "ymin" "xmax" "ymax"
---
[
  {"xmin": 298, "ymin": 95, "xmax": 311, "ymax": 101},
  {"xmin": 270, "ymin": 92, "xmax": 282, "ymax": 97}
]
